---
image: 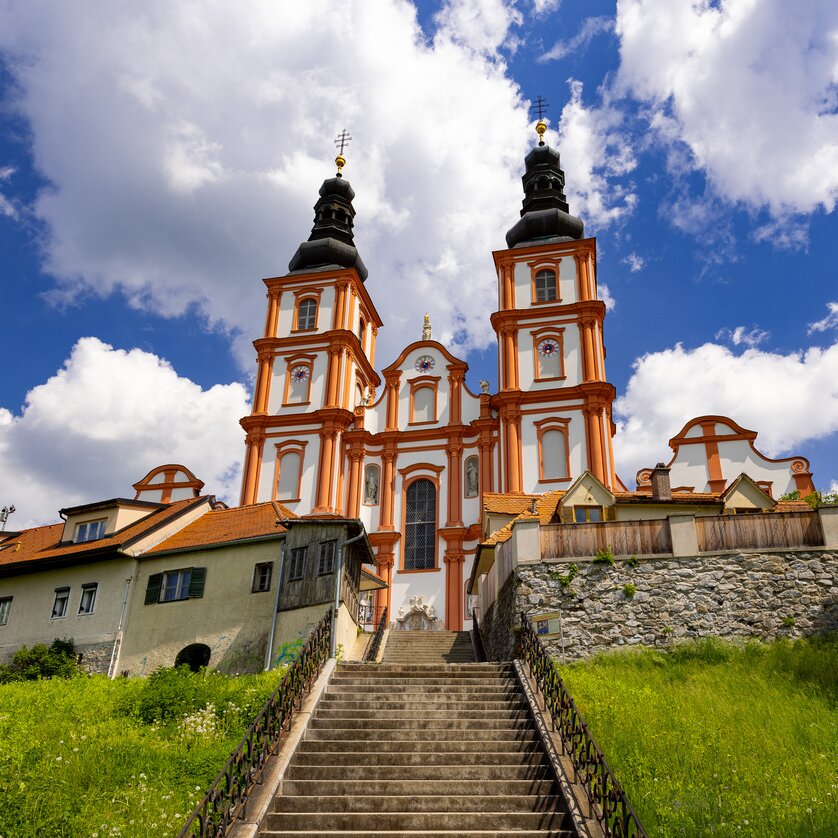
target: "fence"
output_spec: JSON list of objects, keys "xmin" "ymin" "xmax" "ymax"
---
[
  {"xmin": 695, "ymin": 510, "xmax": 824, "ymax": 552},
  {"xmin": 541, "ymin": 518, "xmax": 672, "ymax": 559}
]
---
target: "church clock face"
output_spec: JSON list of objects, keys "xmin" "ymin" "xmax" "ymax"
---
[
  {"xmin": 538, "ymin": 339, "xmax": 559, "ymax": 357},
  {"xmin": 290, "ymin": 365, "xmax": 309, "ymax": 382},
  {"xmin": 415, "ymin": 355, "xmax": 435, "ymax": 372}
]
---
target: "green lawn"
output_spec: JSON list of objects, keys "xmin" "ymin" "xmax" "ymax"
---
[
  {"xmin": 558, "ymin": 635, "xmax": 838, "ymax": 837},
  {"xmin": 0, "ymin": 667, "xmax": 282, "ymax": 837}
]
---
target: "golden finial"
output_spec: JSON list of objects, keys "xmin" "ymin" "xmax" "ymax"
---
[
  {"xmin": 334, "ymin": 129, "xmax": 351, "ymax": 177},
  {"xmin": 535, "ymin": 120, "xmax": 547, "ymax": 146},
  {"xmin": 530, "ymin": 96, "xmax": 549, "ymax": 146}
]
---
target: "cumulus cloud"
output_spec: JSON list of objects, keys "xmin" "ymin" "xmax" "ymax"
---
[
  {"xmin": 540, "ymin": 16, "xmax": 614, "ymax": 62},
  {"xmin": 714, "ymin": 325, "xmax": 770, "ymax": 348},
  {"xmin": 613, "ymin": 340, "xmax": 838, "ymax": 485},
  {"xmin": 554, "ymin": 79, "xmax": 637, "ymax": 228},
  {"xmin": 621, "ymin": 252, "xmax": 644, "ymax": 272},
  {"xmin": 0, "ymin": 338, "xmax": 249, "ymax": 527},
  {"xmin": 531, "ymin": 0, "xmax": 561, "ymax": 15},
  {"xmin": 0, "ymin": 1, "xmax": 538, "ymax": 370},
  {"xmin": 0, "ymin": 165, "xmax": 19, "ymax": 219},
  {"xmin": 615, "ymin": 0, "xmax": 838, "ymax": 219},
  {"xmin": 808, "ymin": 301, "xmax": 838, "ymax": 334}
]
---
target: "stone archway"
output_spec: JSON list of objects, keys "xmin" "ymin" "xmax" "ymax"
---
[
  {"xmin": 175, "ymin": 643, "xmax": 211, "ymax": 672},
  {"xmin": 394, "ymin": 595, "xmax": 442, "ymax": 631}
]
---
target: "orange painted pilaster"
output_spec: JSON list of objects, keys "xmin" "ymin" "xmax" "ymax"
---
[
  {"xmin": 375, "ymin": 553, "xmax": 394, "ymax": 624},
  {"xmin": 346, "ymin": 451, "xmax": 363, "ymax": 517},
  {"xmin": 341, "ymin": 353, "xmax": 354, "ymax": 410},
  {"xmin": 325, "ymin": 349, "xmax": 340, "ymax": 407},
  {"xmin": 380, "ymin": 448, "xmax": 397, "ymax": 529},
  {"xmin": 581, "ymin": 319, "xmax": 597, "ymax": 382},
  {"xmin": 385, "ymin": 374, "xmax": 400, "ymax": 430},
  {"xmin": 369, "ymin": 325, "xmax": 378, "ymax": 367},
  {"xmin": 264, "ymin": 290, "xmax": 281, "ymax": 337},
  {"xmin": 253, "ymin": 351, "xmax": 274, "ymax": 414},
  {"xmin": 333, "ymin": 282, "xmax": 348, "ymax": 330},
  {"xmin": 314, "ymin": 431, "xmax": 335, "ymax": 512},
  {"xmin": 240, "ymin": 432, "xmax": 264, "ymax": 505},
  {"xmin": 448, "ymin": 370, "xmax": 463, "ymax": 425},
  {"xmin": 575, "ymin": 253, "xmax": 591, "ymax": 302},
  {"xmin": 503, "ymin": 413, "xmax": 522, "ymax": 493},
  {"xmin": 499, "ymin": 260, "xmax": 515, "ymax": 310},
  {"xmin": 446, "ymin": 442, "xmax": 464, "ymax": 527},
  {"xmin": 443, "ymin": 550, "xmax": 465, "ymax": 630}
]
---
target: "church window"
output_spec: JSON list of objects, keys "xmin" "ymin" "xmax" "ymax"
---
[
  {"xmin": 252, "ymin": 562, "xmax": 273, "ymax": 593},
  {"xmin": 535, "ymin": 269, "xmax": 557, "ymax": 302},
  {"xmin": 52, "ymin": 587, "xmax": 70, "ymax": 619},
  {"xmin": 409, "ymin": 380, "xmax": 438, "ymax": 424},
  {"xmin": 78, "ymin": 583, "xmax": 98, "ymax": 615},
  {"xmin": 296, "ymin": 298, "xmax": 318, "ymax": 330},
  {"xmin": 404, "ymin": 479, "xmax": 436, "ymax": 570},
  {"xmin": 318, "ymin": 540, "xmax": 337, "ymax": 575},
  {"xmin": 574, "ymin": 506, "xmax": 603, "ymax": 523},
  {"xmin": 536, "ymin": 420, "xmax": 571, "ymax": 483},
  {"xmin": 288, "ymin": 547, "xmax": 307, "ymax": 581},
  {"xmin": 0, "ymin": 596, "xmax": 12, "ymax": 626},
  {"xmin": 75, "ymin": 519, "xmax": 106, "ymax": 543},
  {"xmin": 464, "ymin": 456, "xmax": 479, "ymax": 498},
  {"xmin": 276, "ymin": 450, "xmax": 303, "ymax": 501},
  {"xmin": 363, "ymin": 464, "xmax": 380, "ymax": 505}
]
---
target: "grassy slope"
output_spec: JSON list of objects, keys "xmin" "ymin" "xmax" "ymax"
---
[
  {"xmin": 559, "ymin": 636, "xmax": 838, "ymax": 837},
  {"xmin": 0, "ymin": 670, "xmax": 279, "ymax": 838}
]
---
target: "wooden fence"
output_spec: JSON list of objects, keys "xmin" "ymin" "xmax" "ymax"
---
[
  {"xmin": 695, "ymin": 511, "xmax": 824, "ymax": 553},
  {"xmin": 540, "ymin": 518, "xmax": 672, "ymax": 559}
]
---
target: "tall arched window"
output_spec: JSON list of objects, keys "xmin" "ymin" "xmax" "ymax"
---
[
  {"xmin": 276, "ymin": 449, "xmax": 303, "ymax": 500},
  {"xmin": 296, "ymin": 298, "xmax": 318, "ymax": 330},
  {"xmin": 535, "ymin": 269, "xmax": 557, "ymax": 302},
  {"xmin": 404, "ymin": 479, "xmax": 436, "ymax": 570}
]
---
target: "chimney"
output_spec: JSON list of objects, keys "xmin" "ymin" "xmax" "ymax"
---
[{"xmin": 650, "ymin": 463, "xmax": 672, "ymax": 501}]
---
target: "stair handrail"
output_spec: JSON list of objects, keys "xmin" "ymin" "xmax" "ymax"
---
[
  {"xmin": 519, "ymin": 611, "xmax": 647, "ymax": 838},
  {"xmin": 178, "ymin": 608, "xmax": 333, "ymax": 838},
  {"xmin": 362, "ymin": 606, "xmax": 387, "ymax": 662}
]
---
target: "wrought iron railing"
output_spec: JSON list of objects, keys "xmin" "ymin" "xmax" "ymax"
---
[
  {"xmin": 362, "ymin": 606, "xmax": 387, "ymax": 662},
  {"xmin": 178, "ymin": 608, "xmax": 333, "ymax": 838},
  {"xmin": 519, "ymin": 611, "xmax": 647, "ymax": 838}
]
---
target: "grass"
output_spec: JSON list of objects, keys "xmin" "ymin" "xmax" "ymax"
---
[
  {"xmin": 558, "ymin": 635, "xmax": 838, "ymax": 837},
  {"xmin": 0, "ymin": 667, "xmax": 283, "ymax": 837}
]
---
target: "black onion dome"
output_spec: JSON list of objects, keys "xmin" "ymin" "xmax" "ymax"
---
[
  {"xmin": 505, "ymin": 142, "xmax": 584, "ymax": 248},
  {"xmin": 288, "ymin": 175, "xmax": 368, "ymax": 281}
]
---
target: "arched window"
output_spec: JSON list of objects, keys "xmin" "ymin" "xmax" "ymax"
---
[
  {"xmin": 412, "ymin": 386, "xmax": 435, "ymax": 423},
  {"xmin": 537, "ymin": 422, "xmax": 570, "ymax": 482},
  {"xmin": 404, "ymin": 479, "xmax": 436, "ymax": 570},
  {"xmin": 535, "ymin": 269, "xmax": 557, "ymax": 302},
  {"xmin": 276, "ymin": 450, "xmax": 302, "ymax": 500},
  {"xmin": 296, "ymin": 298, "xmax": 317, "ymax": 330},
  {"xmin": 464, "ymin": 456, "xmax": 479, "ymax": 498}
]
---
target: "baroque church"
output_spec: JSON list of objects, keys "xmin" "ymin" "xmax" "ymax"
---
[{"xmin": 238, "ymin": 120, "xmax": 623, "ymax": 633}]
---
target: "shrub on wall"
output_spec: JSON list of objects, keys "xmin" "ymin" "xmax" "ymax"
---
[{"xmin": 0, "ymin": 638, "xmax": 81, "ymax": 683}]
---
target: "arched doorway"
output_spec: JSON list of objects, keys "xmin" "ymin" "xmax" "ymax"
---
[{"xmin": 175, "ymin": 643, "xmax": 211, "ymax": 672}]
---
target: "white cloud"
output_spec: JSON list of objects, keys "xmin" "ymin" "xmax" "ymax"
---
[
  {"xmin": 554, "ymin": 79, "xmax": 637, "ymax": 228},
  {"xmin": 0, "ymin": 164, "xmax": 19, "ymax": 219},
  {"xmin": 0, "ymin": 338, "xmax": 249, "ymax": 527},
  {"xmin": 752, "ymin": 217, "xmax": 810, "ymax": 252},
  {"xmin": 540, "ymin": 16, "xmax": 614, "ymax": 62},
  {"xmin": 808, "ymin": 301, "xmax": 838, "ymax": 334},
  {"xmin": 599, "ymin": 283, "xmax": 616, "ymax": 312},
  {"xmin": 0, "ymin": 1, "xmax": 535, "ymax": 369},
  {"xmin": 621, "ymin": 251, "xmax": 644, "ymax": 272},
  {"xmin": 615, "ymin": 0, "xmax": 838, "ymax": 218},
  {"xmin": 714, "ymin": 325, "xmax": 770, "ymax": 348},
  {"xmin": 614, "ymin": 340, "xmax": 838, "ymax": 486},
  {"xmin": 531, "ymin": 0, "xmax": 561, "ymax": 15}
]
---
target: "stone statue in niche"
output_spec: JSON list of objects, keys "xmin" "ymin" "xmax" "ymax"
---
[
  {"xmin": 422, "ymin": 313, "xmax": 432, "ymax": 341},
  {"xmin": 465, "ymin": 457, "xmax": 479, "ymax": 497},
  {"xmin": 479, "ymin": 379, "xmax": 490, "ymax": 394},
  {"xmin": 364, "ymin": 465, "xmax": 379, "ymax": 504}
]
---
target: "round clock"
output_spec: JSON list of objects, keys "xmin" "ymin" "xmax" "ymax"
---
[
  {"xmin": 538, "ymin": 339, "xmax": 558, "ymax": 357},
  {"xmin": 415, "ymin": 355, "xmax": 435, "ymax": 372},
  {"xmin": 290, "ymin": 365, "xmax": 309, "ymax": 382}
]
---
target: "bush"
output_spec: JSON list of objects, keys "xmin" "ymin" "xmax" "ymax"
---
[
  {"xmin": 0, "ymin": 638, "xmax": 81, "ymax": 683},
  {"xmin": 593, "ymin": 547, "xmax": 615, "ymax": 566}
]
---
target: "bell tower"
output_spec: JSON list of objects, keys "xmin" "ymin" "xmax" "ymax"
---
[
  {"xmin": 240, "ymin": 138, "xmax": 383, "ymax": 512},
  {"xmin": 491, "ymin": 115, "xmax": 617, "ymax": 492}
]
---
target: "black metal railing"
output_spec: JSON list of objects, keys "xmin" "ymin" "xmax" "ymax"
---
[
  {"xmin": 178, "ymin": 608, "xmax": 333, "ymax": 838},
  {"xmin": 520, "ymin": 611, "xmax": 647, "ymax": 838},
  {"xmin": 362, "ymin": 606, "xmax": 387, "ymax": 662}
]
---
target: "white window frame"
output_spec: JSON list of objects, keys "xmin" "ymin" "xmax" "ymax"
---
[
  {"xmin": 0, "ymin": 596, "xmax": 11, "ymax": 626},
  {"xmin": 161, "ymin": 569, "xmax": 192, "ymax": 602},
  {"xmin": 75, "ymin": 519, "xmax": 106, "ymax": 543},
  {"xmin": 52, "ymin": 587, "xmax": 70, "ymax": 619},
  {"xmin": 252, "ymin": 562, "xmax": 273, "ymax": 593},
  {"xmin": 78, "ymin": 583, "xmax": 98, "ymax": 615}
]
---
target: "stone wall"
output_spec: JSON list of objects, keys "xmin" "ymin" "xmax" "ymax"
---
[
  {"xmin": 479, "ymin": 574, "xmax": 518, "ymax": 661},
  {"xmin": 514, "ymin": 549, "xmax": 837, "ymax": 662}
]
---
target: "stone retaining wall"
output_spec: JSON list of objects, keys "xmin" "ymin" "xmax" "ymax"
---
[
  {"xmin": 480, "ymin": 574, "xmax": 518, "ymax": 661},
  {"xmin": 500, "ymin": 549, "xmax": 836, "ymax": 662}
]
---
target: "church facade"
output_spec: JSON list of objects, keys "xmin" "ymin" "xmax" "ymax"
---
[{"xmin": 238, "ymin": 123, "xmax": 617, "ymax": 631}]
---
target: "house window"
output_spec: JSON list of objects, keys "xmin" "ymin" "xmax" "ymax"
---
[
  {"xmin": 75, "ymin": 519, "xmax": 106, "ymax": 543},
  {"xmin": 288, "ymin": 547, "xmax": 307, "ymax": 581},
  {"xmin": 574, "ymin": 506, "xmax": 603, "ymax": 523},
  {"xmin": 52, "ymin": 587, "xmax": 70, "ymax": 619},
  {"xmin": 252, "ymin": 562, "xmax": 273, "ymax": 593},
  {"xmin": 78, "ymin": 583, "xmax": 98, "ymax": 615},
  {"xmin": 318, "ymin": 541, "xmax": 337, "ymax": 575},
  {"xmin": 0, "ymin": 596, "xmax": 11, "ymax": 626},
  {"xmin": 296, "ymin": 298, "xmax": 317, "ymax": 330},
  {"xmin": 404, "ymin": 479, "xmax": 436, "ymax": 570},
  {"xmin": 535, "ymin": 269, "xmax": 557, "ymax": 302},
  {"xmin": 144, "ymin": 568, "xmax": 206, "ymax": 604}
]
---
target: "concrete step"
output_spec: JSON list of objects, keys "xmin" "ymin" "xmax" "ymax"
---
[
  {"xmin": 273, "ymin": 795, "xmax": 564, "ymax": 813},
  {"xmin": 280, "ymin": 778, "xmax": 556, "ymax": 797},
  {"xmin": 307, "ymin": 716, "xmax": 534, "ymax": 730},
  {"xmin": 329, "ymin": 676, "xmax": 516, "ymax": 687},
  {"xmin": 296, "ymin": 738, "xmax": 542, "ymax": 753},
  {"xmin": 290, "ymin": 750, "xmax": 549, "ymax": 767},
  {"xmin": 263, "ymin": 811, "xmax": 568, "ymax": 831},
  {"xmin": 319, "ymin": 699, "xmax": 528, "ymax": 711},
  {"xmin": 314, "ymin": 708, "xmax": 532, "ymax": 721},
  {"xmin": 259, "ymin": 832, "xmax": 570, "ymax": 838},
  {"xmin": 303, "ymin": 727, "xmax": 541, "ymax": 742},
  {"xmin": 284, "ymin": 764, "xmax": 553, "ymax": 781}
]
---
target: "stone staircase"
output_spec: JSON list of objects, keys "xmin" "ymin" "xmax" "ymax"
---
[
  {"xmin": 380, "ymin": 630, "xmax": 477, "ymax": 664},
  {"xmin": 256, "ymin": 660, "xmax": 575, "ymax": 836}
]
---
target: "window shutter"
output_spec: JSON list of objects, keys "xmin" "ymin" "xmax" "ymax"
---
[
  {"xmin": 145, "ymin": 573, "xmax": 163, "ymax": 605},
  {"xmin": 188, "ymin": 567, "xmax": 207, "ymax": 599},
  {"xmin": 560, "ymin": 507, "xmax": 574, "ymax": 524}
]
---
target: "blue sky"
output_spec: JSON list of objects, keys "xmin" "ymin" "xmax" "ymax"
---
[{"xmin": 1, "ymin": 0, "xmax": 837, "ymax": 526}]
